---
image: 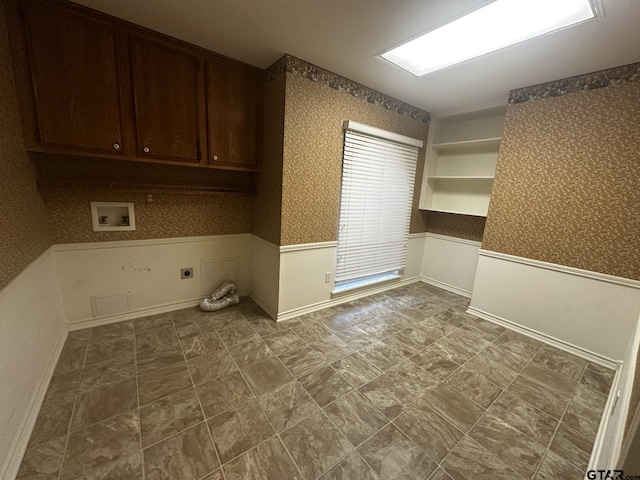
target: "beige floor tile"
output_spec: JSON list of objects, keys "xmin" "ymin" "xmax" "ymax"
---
[
  {"xmin": 309, "ymin": 336, "xmax": 354, "ymax": 363},
  {"xmin": 581, "ymin": 367, "xmax": 614, "ymax": 395},
  {"xmin": 331, "ymin": 353, "xmax": 382, "ymax": 388},
  {"xmin": 324, "ymin": 390, "xmax": 388, "ymax": 446},
  {"xmin": 207, "ymin": 399, "xmax": 274, "ymax": 464},
  {"xmin": 550, "ymin": 423, "xmax": 593, "ymax": 471},
  {"xmin": 80, "ymin": 354, "xmax": 136, "ymax": 391},
  {"xmin": 394, "ymin": 398, "xmax": 464, "ymax": 462},
  {"xmin": 359, "ymin": 342, "xmax": 405, "ymax": 371},
  {"xmin": 140, "ymin": 387, "xmax": 203, "ymax": 447},
  {"xmin": 445, "ymin": 369, "xmax": 502, "ymax": 408},
  {"xmin": 534, "ymin": 450, "xmax": 584, "ymax": 480},
  {"xmin": 489, "ymin": 391, "xmax": 558, "ymax": 446},
  {"xmin": 138, "ymin": 361, "xmax": 192, "ymax": 405},
  {"xmin": 492, "ymin": 330, "xmax": 543, "ymax": 361},
  {"xmin": 29, "ymin": 393, "xmax": 75, "ymax": 447},
  {"xmin": 443, "ymin": 436, "xmax": 519, "ymax": 480},
  {"xmin": 85, "ymin": 336, "xmax": 135, "ymax": 366},
  {"xmin": 469, "ymin": 414, "xmax": 545, "ymax": 478},
  {"xmin": 422, "ymin": 383, "xmax": 485, "ymax": 433},
  {"xmin": 281, "ymin": 411, "xmax": 353, "ymax": 480},
  {"xmin": 358, "ymin": 423, "xmax": 437, "ymax": 480},
  {"xmin": 62, "ymin": 411, "xmax": 140, "ymax": 479},
  {"xmin": 143, "ymin": 423, "xmax": 218, "ymax": 480},
  {"xmin": 17, "ymin": 436, "xmax": 65, "ymax": 480},
  {"xmin": 196, "ymin": 371, "xmax": 253, "ymax": 418},
  {"xmin": 180, "ymin": 331, "xmax": 225, "ymax": 359},
  {"xmin": 71, "ymin": 378, "xmax": 137, "ymax": 432},
  {"xmin": 79, "ymin": 453, "xmax": 142, "ymax": 480},
  {"xmin": 521, "ymin": 362, "xmax": 578, "ymax": 398},
  {"xmin": 133, "ymin": 313, "xmax": 173, "ymax": 333},
  {"xmin": 223, "ymin": 437, "xmax": 300, "ymax": 480},
  {"xmin": 136, "ymin": 341, "xmax": 184, "ymax": 375},
  {"xmin": 279, "ymin": 346, "xmax": 328, "ymax": 378},
  {"xmin": 263, "ymin": 329, "xmax": 304, "ymax": 355},
  {"xmin": 187, "ymin": 349, "xmax": 237, "ymax": 385},
  {"xmin": 228, "ymin": 337, "xmax": 274, "ymax": 368},
  {"xmin": 461, "ymin": 343, "xmax": 527, "ymax": 389},
  {"xmin": 299, "ymin": 365, "xmax": 352, "ymax": 407},
  {"xmin": 258, "ymin": 381, "xmax": 319, "ymax": 433},
  {"xmin": 317, "ymin": 452, "xmax": 378, "ymax": 480},
  {"xmin": 135, "ymin": 326, "xmax": 178, "ymax": 352},
  {"xmin": 532, "ymin": 346, "xmax": 587, "ymax": 381},
  {"xmin": 217, "ymin": 322, "xmax": 261, "ymax": 348},
  {"xmin": 89, "ymin": 322, "xmax": 134, "ymax": 345},
  {"xmin": 242, "ymin": 357, "xmax": 295, "ymax": 395}
]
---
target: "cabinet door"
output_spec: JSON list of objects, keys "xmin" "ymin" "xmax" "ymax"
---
[
  {"xmin": 130, "ymin": 37, "xmax": 201, "ymax": 163},
  {"xmin": 23, "ymin": 3, "xmax": 125, "ymax": 154},
  {"xmin": 206, "ymin": 61, "xmax": 257, "ymax": 170}
]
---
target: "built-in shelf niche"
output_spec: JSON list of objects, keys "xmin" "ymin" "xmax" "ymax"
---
[
  {"xmin": 419, "ymin": 106, "xmax": 506, "ymax": 217},
  {"xmin": 91, "ymin": 201, "xmax": 135, "ymax": 231}
]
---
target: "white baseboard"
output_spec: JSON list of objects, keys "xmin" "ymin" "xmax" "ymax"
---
[
  {"xmin": 421, "ymin": 275, "xmax": 472, "ymax": 298},
  {"xmin": 276, "ymin": 275, "xmax": 421, "ymax": 322},
  {"xmin": 67, "ymin": 291, "xmax": 249, "ymax": 331},
  {"xmin": 467, "ymin": 306, "xmax": 617, "ymax": 368},
  {"xmin": 248, "ymin": 291, "xmax": 278, "ymax": 320},
  {"xmin": 421, "ymin": 234, "xmax": 481, "ymax": 297},
  {"xmin": 1, "ymin": 327, "xmax": 67, "ymax": 480}
]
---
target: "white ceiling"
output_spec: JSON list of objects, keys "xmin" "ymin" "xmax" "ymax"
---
[{"xmin": 71, "ymin": 0, "xmax": 640, "ymax": 115}]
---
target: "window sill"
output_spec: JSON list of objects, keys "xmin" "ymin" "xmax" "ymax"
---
[{"xmin": 331, "ymin": 272, "xmax": 401, "ymax": 299}]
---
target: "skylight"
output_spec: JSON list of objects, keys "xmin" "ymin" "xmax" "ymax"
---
[{"xmin": 380, "ymin": 0, "xmax": 599, "ymax": 76}]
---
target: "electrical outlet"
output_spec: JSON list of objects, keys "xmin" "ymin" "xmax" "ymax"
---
[
  {"xmin": 181, "ymin": 267, "xmax": 194, "ymax": 279},
  {"xmin": 325, "ymin": 272, "xmax": 331, "ymax": 283}
]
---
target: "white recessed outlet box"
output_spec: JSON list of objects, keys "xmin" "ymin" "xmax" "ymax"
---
[{"xmin": 91, "ymin": 202, "xmax": 136, "ymax": 232}]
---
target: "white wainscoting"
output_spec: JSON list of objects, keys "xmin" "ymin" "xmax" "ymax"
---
[
  {"xmin": 275, "ymin": 233, "xmax": 426, "ymax": 321},
  {"xmin": 469, "ymin": 250, "xmax": 640, "ymax": 363},
  {"xmin": 421, "ymin": 233, "xmax": 481, "ymax": 297},
  {"xmin": 249, "ymin": 235, "xmax": 280, "ymax": 319},
  {"xmin": 590, "ymin": 311, "xmax": 640, "ymax": 472},
  {"xmin": 55, "ymin": 234, "xmax": 251, "ymax": 329},
  {"xmin": 0, "ymin": 247, "xmax": 66, "ymax": 480}
]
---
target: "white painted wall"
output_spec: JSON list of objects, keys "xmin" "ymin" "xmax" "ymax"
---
[
  {"xmin": 278, "ymin": 243, "xmax": 337, "ymax": 316},
  {"xmin": 591, "ymin": 311, "xmax": 640, "ymax": 471},
  {"xmin": 249, "ymin": 235, "xmax": 280, "ymax": 319},
  {"xmin": 55, "ymin": 234, "xmax": 251, "ymax": 329},
  {"xmin": 421, "ymin": 233, "xmax": 481, "ymax": 297},
  {"xmin": 0, "ymin": 248, "xmax": 66, "ymax": 479},
  {"xmin": 469, "ymin": 250, "xmax": 640, "ymax": 362},
  {"xmin": 275, "ymin": 234, "xmax": 426, "ymax": 320}
]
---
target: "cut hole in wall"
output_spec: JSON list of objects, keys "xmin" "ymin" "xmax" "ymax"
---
[{"xmin": 91, "ymin": 202, "xmax": 136, "ymax": 231}]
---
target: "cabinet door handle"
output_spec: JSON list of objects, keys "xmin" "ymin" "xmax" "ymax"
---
[
  {"xmin": 113, "ymin": 143, "xmax": 120, "ymax": 150},
  {"xmin": 212, "ymin": 155, "xmax": 218, "ymax": 161},
  {"xmin": 143, "ymin": 147, "xmax": 150, "ymax": 153}
]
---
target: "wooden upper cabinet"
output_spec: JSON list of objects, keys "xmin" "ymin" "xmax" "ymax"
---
[
  {"xmin": 206, "ymin": 61, "xmax": 257, "ymax": 170},
  {"xmin": 129, "ymin": 37, "xmax": 203, "ymax": 163},
  {"xmin": 22, "ymin": 2, "xmax": 125, "ymax": 155}
]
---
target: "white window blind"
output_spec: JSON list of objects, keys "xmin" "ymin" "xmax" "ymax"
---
[{"xmin": 336, "ymin": 122, "xmax": 421, "ymax": 286}]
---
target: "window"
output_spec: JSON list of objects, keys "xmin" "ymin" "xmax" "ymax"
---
[{"xmin": 335, "ymin": 121, "xmax": 423, "ymax": 292}]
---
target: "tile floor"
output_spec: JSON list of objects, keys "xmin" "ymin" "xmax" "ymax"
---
[{"xmin": 17, "ymin": 282, "xmax": 615, "ymax": 480}]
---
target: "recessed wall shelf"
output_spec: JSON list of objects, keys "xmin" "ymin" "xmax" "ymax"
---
[
  {"xmin": 419, "ymin": 106, "xmax": 506, "ymax": 217},
  {"xmin": 37, "ymin": 180, "xmax": 255, "ymax": 196}
]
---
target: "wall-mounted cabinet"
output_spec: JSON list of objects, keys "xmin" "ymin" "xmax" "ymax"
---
[
  {"xmin": 17, "ymin": 1, "xmax": 129, "ymax": 156},
  {"xmin": 6, "ymin": 0, "xmax": 259, "ymax": 172},
  {"xmin": 419, "ymin": 106, "xmax": 506, "ymax": 217},
  {"xmin": 130, "ymin": 36, "xmax": 203, "ymax": 164}
]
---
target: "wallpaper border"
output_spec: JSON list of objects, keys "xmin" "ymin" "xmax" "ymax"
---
[
  {"xmin": 265, "ymin": 54, "xmax": 430, "ymax": 124},
  {"xmin": 509, "ymin": 61, "xmax": 640, "ymax": 104}
]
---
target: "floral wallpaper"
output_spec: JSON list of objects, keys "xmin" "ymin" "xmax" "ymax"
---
[
  {"xmin": 280, "ymin": 70, "xmax": 429, "ymax": 246},
  {"xmin": 0, "ymin": 3, "xmax": 52, "ymax": 291},
  {"xmin": 250, "ymin": 73, "xmax": 286, "ymax": 245},
  {"xmin": 423, "ymin": 211, "xmax": 486, "ymax": 243},
  {"xmin": 42, "ymin": 189, "xmax": 251, "ymax": 244},
  {"xmin": 484, "ymin": 71, "xmax": 640, "ymax": 281}
]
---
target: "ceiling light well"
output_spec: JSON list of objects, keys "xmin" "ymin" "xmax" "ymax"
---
[{"xmin": 379, "ymin": 0, "xmax": 602, "ymax": 76}]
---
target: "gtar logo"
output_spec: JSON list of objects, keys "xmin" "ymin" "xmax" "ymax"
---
[{"xmin": 586, "ymin": 470, "xmax": 624, "ymax": 480}]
